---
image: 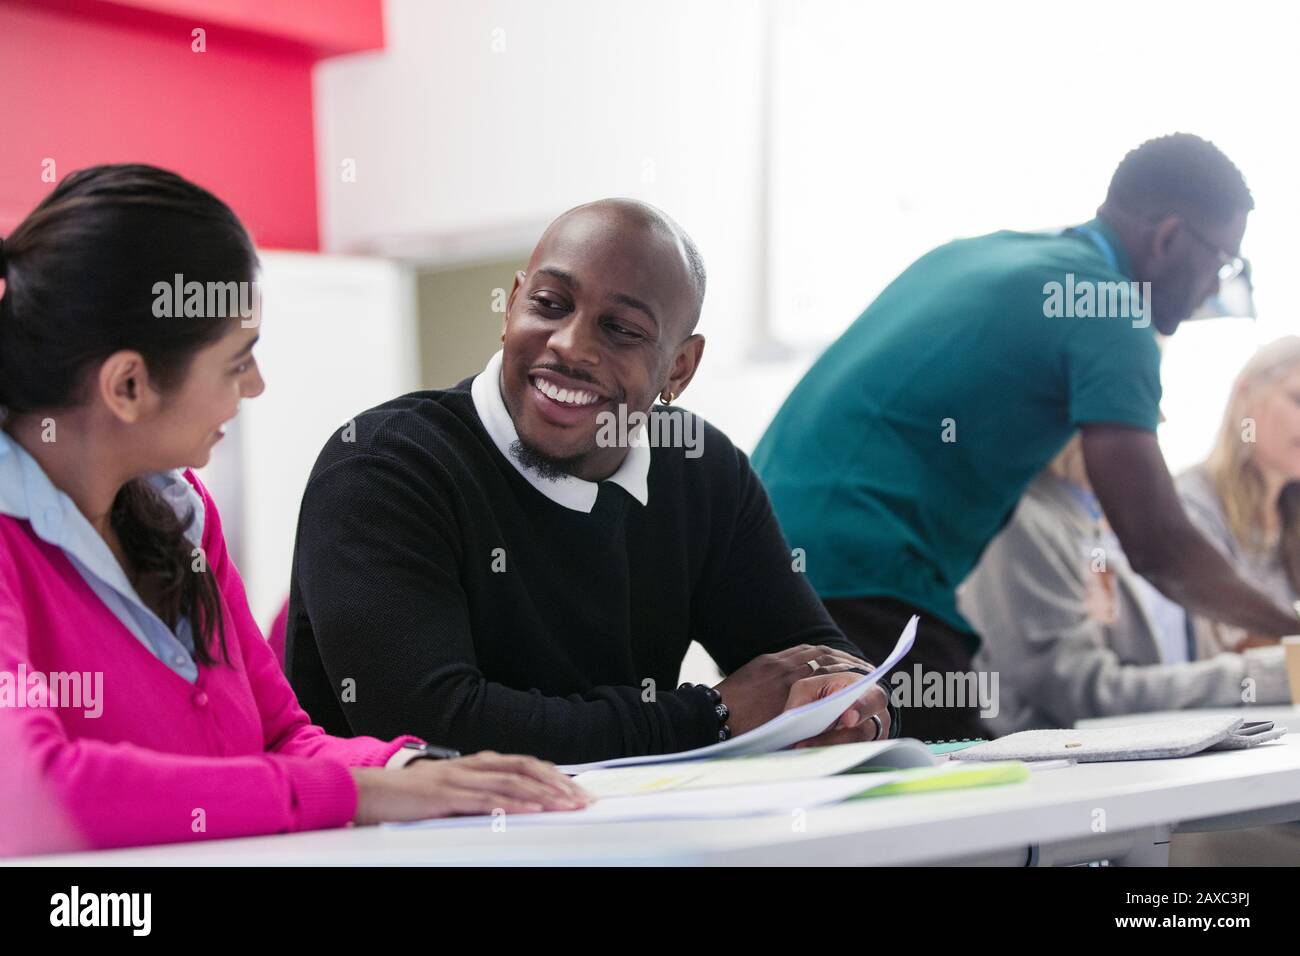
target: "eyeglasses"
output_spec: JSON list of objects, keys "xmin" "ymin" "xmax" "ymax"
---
[{"xmin": 1181, "ymin": 221, "xmax": 1247, "ymax": 283}]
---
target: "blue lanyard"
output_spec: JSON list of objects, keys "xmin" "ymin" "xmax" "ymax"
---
[
  {"xmin": 1060, "ymin": 478, "xmax": 1104, "ymax": 523},
  {"xmin": 1066, "ymin": 225, "xmax": 1119, "ymax": 273}
]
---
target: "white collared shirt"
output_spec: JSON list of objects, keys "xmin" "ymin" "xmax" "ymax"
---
[
  {"xmin": 469, "ymin": 349, "xmax": 650, "ymax": 513},
  {"xmin": 0, "ymin": 429, "xmax": 205, "ymax": 682}
]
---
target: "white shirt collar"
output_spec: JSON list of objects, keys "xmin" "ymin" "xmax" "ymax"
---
[
  {"xmin": 469, "ymin": 349, "xmax": 650, "ymax": 513},
  {"xmin": 0, "ymin": 428, "xmax": 205, "ymax": 680}
]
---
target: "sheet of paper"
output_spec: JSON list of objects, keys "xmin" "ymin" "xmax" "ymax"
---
[
  {"xmin": 385, "ymin": 775, "xmax": 890, "ymax": 830},
  {"xmin": 574, "ymin": 738, "xmax": 935, "ymax": 799},
  {"xmin": 558, "ymin": 615, "xmax": 918, "ymax": 774}
]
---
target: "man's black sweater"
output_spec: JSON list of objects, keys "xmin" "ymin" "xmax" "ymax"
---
[{"xmin": 286, "ymin": 377, "xmax": 864, "ymax": 764}]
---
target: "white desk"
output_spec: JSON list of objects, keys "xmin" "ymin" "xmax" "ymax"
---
[{"xmin": 16, "ymin": 708, "xmax": 1300, "ymax": 867}]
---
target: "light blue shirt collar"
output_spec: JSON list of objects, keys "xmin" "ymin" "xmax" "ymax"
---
[
  {"xmin": 0, "ymin": 428, "xmax": 205, "ymax": 682},
  {"xmin": 470, "ymin": 349, "xmax": 650, "ymax": 512}
]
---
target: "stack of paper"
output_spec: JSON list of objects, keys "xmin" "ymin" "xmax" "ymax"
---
[{"xmin": 383, "ymin": 618, "xmax": 1028, "ymax": 832}]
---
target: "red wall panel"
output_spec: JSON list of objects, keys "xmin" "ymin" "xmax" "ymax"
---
[{"xmin": 0, "ymin": 0, "xmax": 384, "ymax": 250}]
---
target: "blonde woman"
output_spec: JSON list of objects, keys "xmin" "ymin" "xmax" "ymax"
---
[{"xmin": 1179, "ymin": 336, "xmax": 1300, "ymax": 649}]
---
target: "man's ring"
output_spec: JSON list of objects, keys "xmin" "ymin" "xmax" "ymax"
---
[{"xmin": 869, "ymin": 714, "xmax": 883, "ymax": 740}]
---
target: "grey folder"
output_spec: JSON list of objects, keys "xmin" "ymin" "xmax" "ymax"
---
[{"xmin": 950, "ymin": 716, "xmax": 1287, "ymax": 763}]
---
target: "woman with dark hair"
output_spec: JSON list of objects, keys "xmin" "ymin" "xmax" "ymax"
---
[{"xmin": 0, "ymin": 164, "xmax": 587, "ymax": 854}]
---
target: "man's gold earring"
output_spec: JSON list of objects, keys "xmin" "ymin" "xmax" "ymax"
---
[{"xmin": 661, "ymin": 390, "xmax": 674, "ymax": 405}]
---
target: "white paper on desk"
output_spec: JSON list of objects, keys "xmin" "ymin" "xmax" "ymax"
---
[
  {"xmin": 575, "ymin": 738, "xmax": 935, "ymax": 799},
  {"xmin": 557, "ymin": 616, "xmax": 917, "ymax": 774},
  {"xmin": 385, "ymin": 775, "xmax": 886, "ymax": 830}
]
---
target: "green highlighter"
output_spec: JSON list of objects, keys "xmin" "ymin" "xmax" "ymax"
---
[{"xmin": 849, "ymin": 761, "xmax": 1029, "ymax": 800}]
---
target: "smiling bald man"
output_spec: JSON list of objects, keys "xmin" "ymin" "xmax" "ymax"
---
[{"xmin": 286, "ymin": 199, "xmax": 894, "ymax": 765}]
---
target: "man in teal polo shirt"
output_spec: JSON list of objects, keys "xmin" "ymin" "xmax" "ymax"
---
[{"xmin": 753, "ymin": 133, "xmax": 1300, "ymax": 741}]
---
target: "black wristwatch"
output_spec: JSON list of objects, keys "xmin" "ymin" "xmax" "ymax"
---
[
  {"xmin": 680, "ymin": 682, "xmax": 731, "ymax": 741},
  {"xmin": 389, "ymin": 741, "xmax": 461, "ymax": 769}
]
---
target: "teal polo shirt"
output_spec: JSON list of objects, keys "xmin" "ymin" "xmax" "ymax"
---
[{"xmin": 751, "ymin": 219, "xmax": 1161, "ymax": 637}]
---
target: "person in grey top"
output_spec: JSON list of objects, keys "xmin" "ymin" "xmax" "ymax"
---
[
  {"xmin": 958, "ymin": 437, "xmax": 1288, "ymax": 736},
  {"xmin": 1180, "ymin": 465, "xmax": 1295, "ymax": 602}
]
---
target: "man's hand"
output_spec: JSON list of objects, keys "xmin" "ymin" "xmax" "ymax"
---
[
  {"xmin": 784, "ymin": 665, "xmax": 892, "ymax": 748},
  {"xmin": 714, "ymin": 644, "xmax": 873, "ymax": 736}
]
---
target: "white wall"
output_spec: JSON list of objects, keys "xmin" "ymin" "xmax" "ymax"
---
[
  {"xmin": 204, "ymin": 251, "xmax": 419, "ymax": 628},
  {"xmin": 314, "ymin": 0, "xmax": 779, "ymax": 446},
  {"xmin": 767, "ymin": 0, "xmax": 1300, "ymax": 345}
]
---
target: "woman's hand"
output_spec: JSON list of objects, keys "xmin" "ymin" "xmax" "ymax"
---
[{"xmin": 350, "ymin": 751, "xmax": 592, "ymax": 825}]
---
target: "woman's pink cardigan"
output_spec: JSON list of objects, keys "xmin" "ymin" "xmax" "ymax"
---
[{"xmin": 0, "ymin": 471, "xmax": 418, "ymax": 853}]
